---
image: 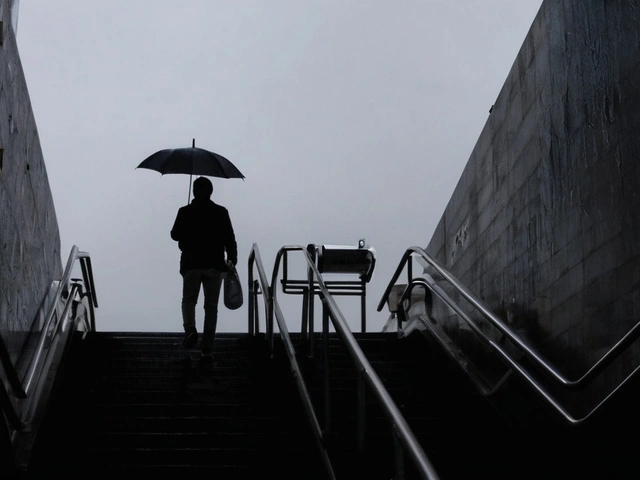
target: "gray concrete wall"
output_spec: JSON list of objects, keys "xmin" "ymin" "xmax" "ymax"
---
[
  {"xmin": 0, "ymin": 0, "xmax": 62, "ymax": 367},
  {"xmin": 425, "ymin": 0, "xmax": 640, "ymax": 411}
]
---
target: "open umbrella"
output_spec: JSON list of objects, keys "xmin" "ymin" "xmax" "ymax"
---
[{"xmin": 137, "ymin": 138, "xmax": 245, "ymax": 202}]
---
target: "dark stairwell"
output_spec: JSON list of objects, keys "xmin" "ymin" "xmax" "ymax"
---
[
  {"xmin": 23, "ymin": 331, "xmax": 328, "ymax": 478},
  {"xmin": 19, "ymin": 327, "xmax": 508, "ymax": 479},
  {"xmin": 21, "ymin": 326, "xmax": 640, "ymax": 480},
  {"xmin": 10, "ymin": 242, "xmax": 640, "ymax": 479},
  {"xmin": 294, "ymin": 329, "xmax": 640, "ymax": 480}
]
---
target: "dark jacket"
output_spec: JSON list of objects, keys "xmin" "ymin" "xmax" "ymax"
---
[{"xmin": 170, "ymin": 198, "xmax": 237, "ymax": 274}]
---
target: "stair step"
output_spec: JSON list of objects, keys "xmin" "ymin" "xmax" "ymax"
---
[
  {"xmin": 84, "ymin": 415, "xmax": 308, "ymax": 432},
  {"xmin": 80, "ymin": 431, "xmax": 312, "ymax": 448},
  {"xmin": 79, "ymin": 446, "xmax": 313, "ymax": 464}
]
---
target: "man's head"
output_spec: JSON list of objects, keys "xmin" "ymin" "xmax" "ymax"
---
[{"xmin": 193, "ymin": 176, "xmax": 213, "ymax": 199}]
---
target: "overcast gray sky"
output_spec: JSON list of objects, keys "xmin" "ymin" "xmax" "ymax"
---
[{"xmin": 16, "ymin": 1, "xmax": 543, "ymax": 334}]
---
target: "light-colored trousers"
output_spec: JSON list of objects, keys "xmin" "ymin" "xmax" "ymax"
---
[{"xmin": 181, "ymin": 268, "xmax": 224, "ymax": 353}]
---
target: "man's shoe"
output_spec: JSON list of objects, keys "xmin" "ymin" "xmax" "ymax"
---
[{"xmin": 183, "ymin": 329, "xmax": 198, "ymax": 348}]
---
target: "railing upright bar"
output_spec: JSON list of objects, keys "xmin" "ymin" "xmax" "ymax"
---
[
  {"xmin": 78, "ymin": 257, "xmax": 97, "ymax": 332},
  {"xmin": 248, "ymin": 279, "xmax": 255, "ymax": 336},
  {"xmin": 322, "ymin": 300, "xmax": 331, "ymax": 437},
  {"xmin": 247, "ymin": 257, "xmax": 253, "ymax": 335},
  {"xmin": 301, "ymin": 287, "xmax": 309, "ymax": 342},
  {"xmin": 253, "ymin": 281, "xmax": 258, "ymax": 335},
  {"xmin": 307, "ymin": 260, "xmax": 316, "ymax": 358},
  {"xmin": 86, "ymin": 256, "xmax": 98, "ymax": 308},
  {"xmin": 79, "ymin": 254, "xmax": 98, "ymax": 308},
  {"xmin": 361, "ymin": 280, "xmax": 366, "ymax": 333}
]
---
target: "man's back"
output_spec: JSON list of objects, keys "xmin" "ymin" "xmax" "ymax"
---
[{"xmin": 171, "ymin": 198, "xmax": 237, "ymax": 273}]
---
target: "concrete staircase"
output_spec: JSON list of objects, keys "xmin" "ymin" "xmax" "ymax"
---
[
  {"xmin": 21, "ymin": 329, "xmax": 638, "ymax": 479},
  {"xmin": 24, "ymin": 331, "xmax": 327, "ymax": 478}
]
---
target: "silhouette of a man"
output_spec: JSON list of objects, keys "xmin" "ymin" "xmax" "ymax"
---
[{"xmin": 170, "ymin": 176, "xmax": 237, "ymax": 361}]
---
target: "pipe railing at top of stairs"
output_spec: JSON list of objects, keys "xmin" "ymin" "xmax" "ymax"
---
[
  {"xmin": 248, "ymin": 244, "xmax": 336, "ymax": 480},
  {"xmin": 0, "ymin": 245, "xmax": 98, "ymax": 432},
  {"xmin": 249, "ymin": 243, "xmax": 441, "ymax": 480},
  {"xmin": 377, "ymin": 246, "xmax": 640, "ymax": 425}
]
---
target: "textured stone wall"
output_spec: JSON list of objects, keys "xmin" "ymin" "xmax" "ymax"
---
[
  {"xmin": 425, "ymin": 0, "xmax": 640, "ymax": 407},
  {"xmin": 0, "ymin": 0, "xmax": 62, "ymax": 365}
]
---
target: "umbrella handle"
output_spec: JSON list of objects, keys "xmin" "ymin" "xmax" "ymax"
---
[{"xmin": 188, "ymin": 138, "xmax": 195, "ymax": 203}]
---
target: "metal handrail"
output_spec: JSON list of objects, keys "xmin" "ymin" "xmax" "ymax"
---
[
  {"xmin": 0, "ymin": 245, "xmax": 98, "ymax": 431},
  {"xmin": 378, "ymin": 246, "xmax": 640, "ymax": 424},
  {"xmin": 248, "ymin": 244, "xmax": 336, "ymax": 480},
  {"xmin": 22, "ymin": 246, "xmax": 98, "ymax": 393},
  {"xmin": 269, "ymin": 245, "xmax": 440, "ymax": 480},
  {"xmin": 398, "ymin": 278, "xmax": 514, "ymax": 398}
]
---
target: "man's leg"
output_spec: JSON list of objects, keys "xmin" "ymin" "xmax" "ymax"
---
[
  {"xmin": 181, "ymin": 269, "xmax": 202, "ymax": 347},
  {"xmin": 201, "ymin": 268, "xmax": 224, "ymax": 355}
]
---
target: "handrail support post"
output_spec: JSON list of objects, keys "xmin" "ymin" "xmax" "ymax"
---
[
  {"xmin": 308, "ymin": 261, "xmax": 316, "ymax": 359},
  {"xmin": 301, "ymin": 287, "xmax": 310, "ymax": 357},
  {"xmin": 247, "ymin": 256, "xmax": 255, "ymax": 336},
  {"xmin": 322, "ymin": 300, "xmax": 331, "ymax": 437},
  {"xmin": 361, "ymin": 279, "xmax": 367, "ymax": 333}
]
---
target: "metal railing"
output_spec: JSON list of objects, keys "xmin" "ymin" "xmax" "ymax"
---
[
  {"xmin": 378, "ymin": 246, "xmax": 640, "ymax": 424},
  {"xmin": 250, "ymin": 243, "xmax": 440, "ymax": 480},
  {"xmin": 0, "ymin": 245, "xmax": 98, "ymax": 432},
  {"xmin": 248, "ymin": 244, "xmax": 336, "ymax": 480}
]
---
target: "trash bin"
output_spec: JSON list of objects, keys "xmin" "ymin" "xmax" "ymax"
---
[{"xmin": 316, "ymin": 242, "xmax": 376, "ymax": 282}]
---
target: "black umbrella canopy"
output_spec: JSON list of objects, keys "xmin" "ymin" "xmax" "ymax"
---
[
  {"xmin": 137, "ymin": 139, "xmax": 245, "ymax": 203},
  {"xmin": 138, "ymin": 147, "xmax": 244, "ymax": 178},
  {"xmin": 137, "ymin": 140, "xmax": 245, "ymax": 179}
]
